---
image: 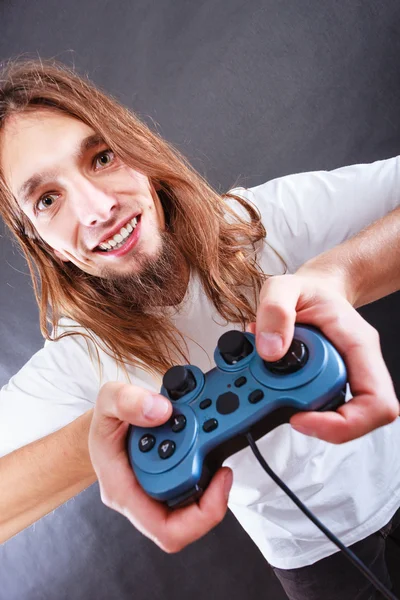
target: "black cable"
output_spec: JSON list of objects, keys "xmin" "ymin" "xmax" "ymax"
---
[{"xmin": 245, "ymin": 431, "xmax": 398, "ymax": 600}]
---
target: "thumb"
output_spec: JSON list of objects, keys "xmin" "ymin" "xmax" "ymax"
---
[
  {"xmin": 256, "ymin": 275, "xmax": 300, "ymax": 360},
  {"xmin": 89, "ymin": 382, "xmax": 173, "ymax": 478},
  {"xmin": 93, "ymin": 381, "xmax": 173, "ymax": 439}
]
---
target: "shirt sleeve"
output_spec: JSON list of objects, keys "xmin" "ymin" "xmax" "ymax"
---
[
  {"xmin": 244, "ymin": 155, "xmax": 400, "ymax": 273},
  {"xmin": 0, "ymin": 331, "xmax": 100, "ymax": 456}
]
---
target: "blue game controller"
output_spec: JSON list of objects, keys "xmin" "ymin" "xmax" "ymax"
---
[{"xmin": 127, "ymin": 325, "xmax": 347, "ymax": 508}]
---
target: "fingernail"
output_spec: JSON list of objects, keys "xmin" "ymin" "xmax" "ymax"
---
[
  {"xmin": 258, "ymin": 332, "xmax": 283, "ymax": 357},
  {"xmin": 143, "ymin": 394, "xmax": 170, "ymax": 420},
  {"xmin": 291, "ymin": 424, "xmax": 317, "ymax": 437},
  {"xmin": 224, "ymin": 469, "xmax": 233, "ymax": 500}
]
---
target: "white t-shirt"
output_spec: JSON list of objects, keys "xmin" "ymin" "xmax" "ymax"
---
[{"xmin": 1, "ymin": 157, "xmax": 400, "ymax": 569}]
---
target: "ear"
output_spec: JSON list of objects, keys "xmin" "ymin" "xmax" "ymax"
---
[{"xmin": 53, "ymin": 249, "xmax": 70, "ymax": 263}]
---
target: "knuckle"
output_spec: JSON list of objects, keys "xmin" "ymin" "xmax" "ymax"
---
[
  {"xmin": 99, "ymin": 381, "xmax": 118, "ymax": 395},
  {"xmin": 382, "ymin": 399, "xmax": 399, "ymax": 424},
  {"xmin": 262, "ymin": 274, "xmax": 284, "ymax": 290},
  {"xmin": 334, "ymin": 432, "xmax": 352, "ymax": 445},
  {"xmin": 323, "ymin": 310, "xmax": 349, "ymax": 334},
  {"xmin": 113, "ymin": 383, "xmax": 134, "ymax": 412},
  {"xmin": 259, "ymin": 299, "xmax": 295, "ymax": 324},
  {"xmin": 354, "ymin": 319, "xmax": 380, "ymax": 344},
  {"xmin": 99, "ymin": 486, "xmax": 113, "ymax": 509},
  {"xmin": 98, "ymin": 381, "xmax": 124, "ymax": 406},
  {"xmin": 324, "ymin": 427, "xmax": 353, "ymax": 445},
  {"xmin": 207, "ymin": 506, "xmax": 226, "ymax": 529},
  {"xmin": 367, "ymin": 323, "xmax": 380, "ymax": 343},
  {"xmin": 158, "ymin": 538, "xmax": 183, "ymax": 554},
  {"xmin": 99, "ymin": 486, "xmax": 124, "ymax": 514}
]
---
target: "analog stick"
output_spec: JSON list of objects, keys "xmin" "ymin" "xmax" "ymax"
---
[
  {"xmin": 264, "ymin": 339, "xmax": 309, "ymax": 374},
  {"xmin": 163, "ymin": 365, "xmax": 196, "ymax": 400},
  {"xmin": 217, "ymin": 331, "xmax": 253, "ymax": 364}
]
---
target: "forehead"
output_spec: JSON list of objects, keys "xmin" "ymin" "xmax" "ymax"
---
[{"xmin": 0, "ymin": 109, "xmax": 95, "ymax": 197}]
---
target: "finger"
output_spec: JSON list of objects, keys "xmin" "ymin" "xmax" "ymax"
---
[
  {"xmin": 89, "ymin": 382, "xmax": 173, "ymax": 485},
  {"xmin": 245, "ymin": 322, "xmax": 256, "ymax": 334},
  {"xmin": 291, "ymin": 303, "xmax": 399, "ymax": 442},
  {"xmin": 290, "ymin": 387, "xmax": 399, "ymax": 443},
  {"xmin": 89, "ymin": 383, "xmax": 174, "ymax": 533},
  {"xmin": 90, "ymin": 382, "xmax": 233, "ymax": 552},
  {"xmin": 102, "ymin": 464, "xmax": 233, "ymax": 554},
  {"xmin": 256, "ymin": 275, "xmax": 299, "ymax": 361},
  {"xmin": 90, "ymin": 426, "xmax": 173, "ymax": 536},
  {"xmin": 94, "ymin": 381, "xmax": 173, "ymax": 432},
  {"xmin": 90, "ymin": 383, "xmax": 232, "ymax": 553},
  {"xmin": 160, "ymin": 467, "xmax": 233, "ymax": 552}
]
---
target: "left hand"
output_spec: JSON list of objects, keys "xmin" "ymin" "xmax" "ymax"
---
[
  {"xmin": 247, "ymin": 272, "xmax": 399, "ymax": 443},
  {"xmin": 88, "ymin": 382, "xmax": 233, "ymax": 553}
]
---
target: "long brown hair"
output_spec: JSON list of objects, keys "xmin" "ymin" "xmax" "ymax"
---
[{"xmin": 0, "ymin": 58, "xmax": 273, "ymax": 375}]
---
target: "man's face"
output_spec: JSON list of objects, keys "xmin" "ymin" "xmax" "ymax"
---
[{"xmin": 0, "ymin": 109, "xmax": 166, "ymax": 279}]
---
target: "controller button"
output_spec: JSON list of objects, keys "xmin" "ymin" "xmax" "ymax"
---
[
  {"xmin": 200, "ymin": 398, "xmax": 212, "ymax": 410},
  {"xmin": 234, "ymin": 376, "xmax": 247, "ymax": 388},
  {"xmin": 249, "ymin": 389, "xmax": 264, "ymax": 404},
  {"xmin": 217, "ymin": 331, "xmax": 253, "ymax": 364},
  {"xmin": 139, "ymin": 434, "xmax": 156, "ymax": 453},
  {"xmin": 264, "ymin": 340, "xmax": 309, "ymax": 374},
  {"xmin": 163, "ymin": 365, "xmax": 197, "ymax": 400},
  {"xmin": 203, "ymin": 418, "xmax": 219, "ymax": 433},
  {"xmin": 216, "ymin": 391, "xmax": 240, "ymax": 415},
  {"xmin": 158, "ymin": 440, "xmax": 176, "ymax": 459},
  {"xmin": 171, "ymin": 414, "xmax": 187, "ymax": 432}
]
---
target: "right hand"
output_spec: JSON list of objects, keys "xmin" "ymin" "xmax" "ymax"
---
[
  {"xmin": 88, "ymin": 382, "xmax": 233, "ymax": 553},
  {"xmin": 250, "ymin": 271, "xmax": 399, "ymax": 443}
]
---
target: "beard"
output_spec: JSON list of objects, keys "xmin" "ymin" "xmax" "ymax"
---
[{"xmin": 95, "ymin": 230, "xmax": 189, "ymax": 311}]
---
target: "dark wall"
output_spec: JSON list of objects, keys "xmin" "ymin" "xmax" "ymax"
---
[{"xmin": 0, "ymin": 1, "xmax": 399, "ymax": 599}]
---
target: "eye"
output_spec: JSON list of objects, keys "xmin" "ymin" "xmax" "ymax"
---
[
  {"xmin": 35, "ymin": 193, "xmax": 59, "ymax": 213},
  {"xmin": 94, "ymin": 149, "xmax": 115, "ymax": 170}
]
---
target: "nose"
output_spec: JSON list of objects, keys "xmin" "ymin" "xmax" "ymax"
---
[{"xmin": 72, "ymin": 177, "xmax": 118, "ymax": 226}]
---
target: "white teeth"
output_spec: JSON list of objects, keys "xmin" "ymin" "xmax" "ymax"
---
[{"xmin": 98, "ymin": 216, "xmax": 139, "ymax": 251}]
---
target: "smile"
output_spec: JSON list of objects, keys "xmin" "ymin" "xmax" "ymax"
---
[
  {"xmin": 97, "ymin": 216, "xmax": 139, "ymax": 251},
  {"xmin": 94, "ymin": 215, "xmax": 141, "ymax": 257}
]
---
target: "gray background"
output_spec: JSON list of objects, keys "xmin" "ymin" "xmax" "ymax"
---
[{"xmin": 0, "ymin": 0, "xmax": 399, "ymax": 598}]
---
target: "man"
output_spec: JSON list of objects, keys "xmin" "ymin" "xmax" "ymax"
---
[{"xmin": 0, "ymin": 59, "xmax": 399, "ymax": 599}]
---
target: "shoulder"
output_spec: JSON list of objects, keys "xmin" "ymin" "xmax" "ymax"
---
[
  {"xmin": 47, "ymin": 317, "xmax": 160, "ymax": 389},
  {"xmin": 6, "ymin": 317, "xmax": 100, "ymax": 396},
  {"xmin": 0, "ymin": 319, "xmax": 101, "ymax": 455},
  {"xmin": 229, "ymin": 155, "xmax": 400, "ymax": 216},
  {"xmin": 226, "ymin": 156, "xmax": 400, "ymax": 272}
]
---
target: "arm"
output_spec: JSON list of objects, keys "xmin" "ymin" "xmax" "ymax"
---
[
  {"xmin": 246, "ymin": 154, "xmax": 400, "ymax": 274},
  {"xmin": 0, "ymin": 366, "xmax": 232, "ymax": 552},
  {"xmin": 297, "ymin": 204, "xmax": 400, "ymax": 307},
  {"xmin": 0, "ymin": 409, "xmax": 96, "ymax": 544},
  {"xmin": 251, "ymin": 165, "xmax": 400, "ymax": 443}
]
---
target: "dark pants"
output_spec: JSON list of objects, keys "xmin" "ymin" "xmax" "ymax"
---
[{"xmin": 272, "ymin": 507, "xmax": 400, "ymax": 600}]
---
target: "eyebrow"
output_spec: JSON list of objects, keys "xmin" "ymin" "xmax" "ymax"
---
[{"xmin": 18, "ymin": 133, "xmax": 105, "ymax": 204}]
